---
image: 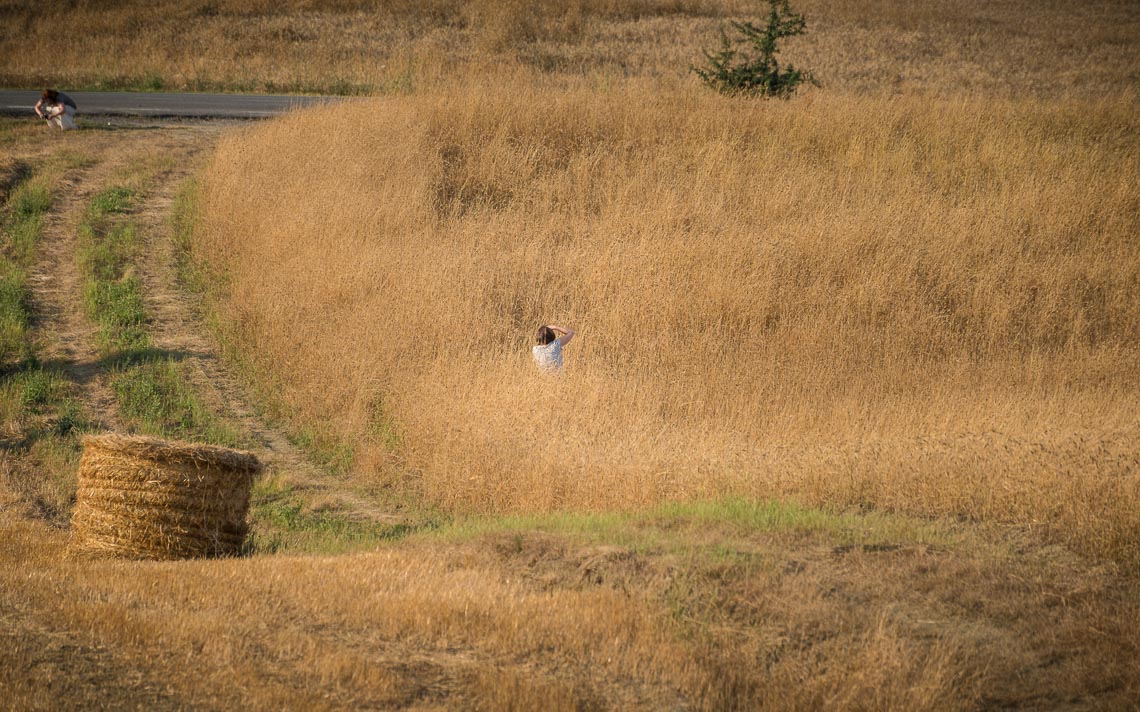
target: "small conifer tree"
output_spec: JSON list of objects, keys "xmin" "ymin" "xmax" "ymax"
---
[{"xmin": 694, "ymin": 0, "xmax": 815, "ymax": 98}]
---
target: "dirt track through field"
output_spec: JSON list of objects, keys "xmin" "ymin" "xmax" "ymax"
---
[
  {"xmin": 1, "ymin": 120, "xmax": 398, "ymax": 706},
  {"xmin": 13, "ymin": 122, "xmax": 388, "ymax": 517},
  {"xmin": 28, "ymin": 136, "xmax": 126, "ymax": 434},
  {"xmin": 125, "ymin": 126, "xmax": 323, "ymax": 474}
]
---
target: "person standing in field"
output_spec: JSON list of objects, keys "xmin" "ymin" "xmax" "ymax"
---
[
  {"xmin": 34, "ymin": 89, "xmax": 78, "ymax": 130},
  {"xmin": 533, "ymin": 324, "xmax": 575, "ymax": 373}
]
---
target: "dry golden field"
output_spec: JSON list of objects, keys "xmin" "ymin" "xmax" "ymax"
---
[
  {"xmin": 1, "ymin": 0, "xmax": 1137, "ymax": 98},
  {"xmin": 5, "ymin": 492, "xmax": 1137, "ymax": 710},
  {"xmin": 2, "ymin": 0, "xmax": 1139, "ymax": 709},
  {"xmin": 195, "ymin": 87, "xmax": 1139, "ymax": 564}
]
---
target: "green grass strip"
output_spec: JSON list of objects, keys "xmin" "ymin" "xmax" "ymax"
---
[
  {"xmin": 110, "ymin": 357, "xmax": 241, "ymax": 446},
  {"xmin": 78, "ymin": 184, "xmax": 241, "ymax": 447},
  {"xmin": 0, "ymin": 162, "xmax": 95, "ymax": 522},
  {"xmin": 432, "ymin": 497, "xmax": 954, "ymax": 552},
  {"xmin": 0, "ymin": 175, "xmax": 52, "ymax": 365},
  {"xmin": 77, "ymin": 186, "xmax": 148, "ymax": 353},
  {"xmin": 247, "ymin": 477, "xmax": 421, "ymax": 555}
]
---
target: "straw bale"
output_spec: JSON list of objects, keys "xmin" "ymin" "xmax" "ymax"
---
[{"xmin": 70, "ymin": 434, "xmax": 262, "ymax": 560}]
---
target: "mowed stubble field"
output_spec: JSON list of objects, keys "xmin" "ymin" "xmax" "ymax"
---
[{"xmin": 2, "ymin": 0, "xmax": 1139, "ymax": 709}]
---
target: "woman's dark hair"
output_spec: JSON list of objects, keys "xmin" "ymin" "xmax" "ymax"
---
[
  {"xmin": 535, "ymin": 325, "xmax": 556, "ymax": 345},
  {"xmin": 42, "ymin": 89, "xmax": 58, "ymax": 103}
]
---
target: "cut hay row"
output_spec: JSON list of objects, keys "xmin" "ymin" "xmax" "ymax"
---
[{"xmin": 70, "ymin": 434, "xmax": 261, "ymax": 560}]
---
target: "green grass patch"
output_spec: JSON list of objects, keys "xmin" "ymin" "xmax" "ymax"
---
[
  {"xmin": 9, "ymin": 373, "xmax": 93, "ymax": 438},
  {"xmin": 0, "ymin": 365, "xmax": 94, "ymax": 522},
  {"xmin": 0, "ymin": 171, "xmax": 52, "ymax": 366},
  {"xmin": 291, "ymin": 425, "xmax": 356, "ymax": 476},
  {"xmin": 430, "ymin": 497, "xmax": 955, "ymax": 552},
  {"xmin": 87, "ymin": 186, "xmax": 135, "ymax": 217},
  {"xmin": 77, "ymin": 187, "xmax": 148, "ymax": 353},
  {"xmin": 77, "ymin": 220, "xmax": 136, "ymax": 281},
  {"xmin": 2, "ymin": 176, "xmax": 52, "ymax": 267},
  {"xmin": 10, "ymin": 181, "xmax": 51, "ymax": 220},
  {"xmin": 83, "ymin": 274, "xmax": 148, "ymax": 352},
  {"xmin": 171, "ymin": 178, "xmax": 227, "ymax": 296},
  {"xmin": 0, "ymin": 268, "xmax": 31, "ymax": 364},
  {"xmin": 652, "ymin": 498, "xmax": 951, "ymax": 547},
  {"xmin": 10, "ymin": 366, "xmax": 69, "ymax": 408},
  {"xmin": 247, "ymin": 477, "xmax": 422, "ymax": 555},
  {"xmin": 4, "ymin": 211, "xmax": 43, "ymax": 266},
  {"xmin": 110, "ymin": 357, "xmax": 242, "ymax": 446}
]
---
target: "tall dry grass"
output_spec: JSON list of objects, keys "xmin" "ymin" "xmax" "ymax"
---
[
  {"xmin": 2, "ymin": 0, "xmax": 1137, "ymax": 97},
  {"xmin": 194, "ymin": 82, "xmax": 1140, "ymax": 563}
]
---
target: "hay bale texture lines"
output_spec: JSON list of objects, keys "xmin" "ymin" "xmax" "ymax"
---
[{"xmin": 71, "ymin": 434, "xmax": 262, "ymax": 559}]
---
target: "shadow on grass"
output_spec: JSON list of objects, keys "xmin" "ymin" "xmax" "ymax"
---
[
  {"xmin": 246, "ymin": 478, "xmax": 440, "ymax": 556},
  {"xmin": 29, "ymin": 345, "xmax": 215, "ymax": 383}
]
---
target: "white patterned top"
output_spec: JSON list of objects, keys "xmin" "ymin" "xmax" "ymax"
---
[{"xmin": 532, "ymin": 340, "xmax": 563, "ymax": 372}]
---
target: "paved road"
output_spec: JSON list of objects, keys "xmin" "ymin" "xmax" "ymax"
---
[{"xmin": 0, "ymin": 90, "xmax": 346, "ymax": 119}]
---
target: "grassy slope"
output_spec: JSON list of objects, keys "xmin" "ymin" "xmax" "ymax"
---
[
  {"xmin": 0, "ymin": 0, "xmax": 1138, "ymax": 708},
  {"xmin": 194, "ymin": 87, "xmax": 1139, "ymax": 567}
]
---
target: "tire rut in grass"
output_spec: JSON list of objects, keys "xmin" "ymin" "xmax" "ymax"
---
[
  {"xmin": 10, "ymin": 123, "xmax": 401, "ymax": 541},
  {"xmin": 27, "ymin": 148, "xmax": 128, "ymax": 434},
  {"xmin": 127, "ymin": 127, "xmax": 404, "ymax": 531}
]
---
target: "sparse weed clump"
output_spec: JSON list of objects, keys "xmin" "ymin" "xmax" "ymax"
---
[{"xmin": 693, "ymin": 0, "xmax": 815, "ymax": 97}]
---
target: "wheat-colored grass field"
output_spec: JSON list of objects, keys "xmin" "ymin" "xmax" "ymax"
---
[
  {"xmin": 4, "ymin": 487, "xmax": 1139, "ymax": 710},
  {"xmin": 3, "ymin": 0, "xmax": 1139, "ymax": 708},
  {"xmin": 194, "ymin": 82, "xmax": 1139, "ymax": 564},
  {"xmin": 2, "ymin": 0, "xmax": 1137, "ymax": 98}
]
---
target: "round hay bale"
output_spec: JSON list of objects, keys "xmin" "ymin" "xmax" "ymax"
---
[{"xmin": 70, "ymin": 434, "xmax": 262, "ymax": 560}]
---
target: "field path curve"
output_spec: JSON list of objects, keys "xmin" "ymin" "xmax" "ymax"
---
[
  {"xmin": 12, "ymin": 120, "xmax": 394, "ymax": 526},
  {"xmin": 129, "ymin": 125, "xmax": 396, "ymax": 522},
  {"xmin": 28, "ymin": 140, "xmax": 127, "ymax": 434}
]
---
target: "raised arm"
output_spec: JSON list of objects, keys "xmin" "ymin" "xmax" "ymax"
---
[{"xmin": 550, "ymin": 325, "xmax": 575, "ymax": 346}]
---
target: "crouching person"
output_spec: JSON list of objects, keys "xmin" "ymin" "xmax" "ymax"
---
[{"xmin": 35, "ymin": 89, "xmax": 78, "ymax": 130}]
